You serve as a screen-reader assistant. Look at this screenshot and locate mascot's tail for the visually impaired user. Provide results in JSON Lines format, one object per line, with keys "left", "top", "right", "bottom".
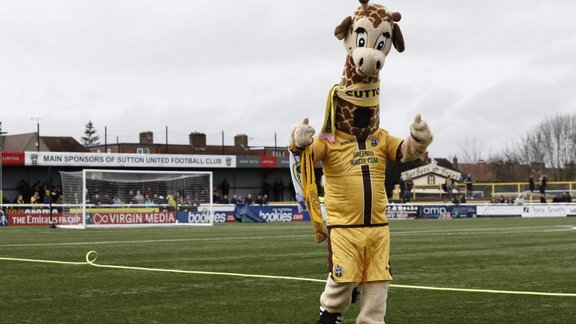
{"left": 289, "top": 147, "right": 328, "bottom": 243}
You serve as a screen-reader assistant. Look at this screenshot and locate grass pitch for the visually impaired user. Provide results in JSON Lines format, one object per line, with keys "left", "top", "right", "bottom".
{"left": 1, "top": 217, "right": 576, "bottom": 323}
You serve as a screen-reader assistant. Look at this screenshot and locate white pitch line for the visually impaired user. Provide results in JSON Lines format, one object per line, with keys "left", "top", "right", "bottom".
{"left": 0, "top": 234, "right": 312, "bottom": 248}
{"left": 1, "top": 252, "right": 576, "bottom": 298}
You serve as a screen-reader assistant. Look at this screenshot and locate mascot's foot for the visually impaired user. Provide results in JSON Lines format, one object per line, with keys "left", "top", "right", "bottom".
{"left": 316, "top": 306, "right": 342, "bottom": 324}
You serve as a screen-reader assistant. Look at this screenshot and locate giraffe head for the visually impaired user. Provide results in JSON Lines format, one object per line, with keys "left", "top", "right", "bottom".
{"left": 335, "top": 0, "right": 404, "bottom": 77}
{"left": 329, "top": 0, "right": 405, "bottom": 138}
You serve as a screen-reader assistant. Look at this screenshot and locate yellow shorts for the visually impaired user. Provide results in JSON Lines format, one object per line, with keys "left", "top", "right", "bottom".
{"left": 328, "top": 225, "right": 392, "bottom": 283}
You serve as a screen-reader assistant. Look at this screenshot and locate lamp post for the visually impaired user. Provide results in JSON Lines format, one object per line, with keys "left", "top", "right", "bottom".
{"left": 30, "top": 117, "right": 41, "bottom": 152}
{"left": 0, "top": 122, "right": 7, "bottom": 205}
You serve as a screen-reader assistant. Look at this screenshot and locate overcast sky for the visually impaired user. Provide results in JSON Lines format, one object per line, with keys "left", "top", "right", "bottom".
{"left": 1, "top": 0, "right": 575, "bottom": 159}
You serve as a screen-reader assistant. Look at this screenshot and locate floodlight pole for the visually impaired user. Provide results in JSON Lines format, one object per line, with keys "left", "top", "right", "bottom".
{"left": 0, "top": 122, "right": 6, "bottom": 205}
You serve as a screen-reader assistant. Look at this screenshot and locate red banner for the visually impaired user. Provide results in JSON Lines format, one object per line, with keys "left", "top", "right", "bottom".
{"left": 2, "top": 152, "right": 25, "bottom": 166}
{"left": 89, "top": 211, "right": 177, "bottom": 225}
{"left": 259, "top": 155, "right": 278, "bottom": 168}
{"left": 7, "top": 211, "right": 81, "bottom": 226}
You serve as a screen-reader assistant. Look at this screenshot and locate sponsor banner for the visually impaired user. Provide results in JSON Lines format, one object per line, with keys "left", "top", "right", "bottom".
{"left": 25, "top": 152, "right": 236, "bottom": 168}
{"left": 449, "top": 205, "right": 477, "bottom": 218}
{"left": 5, "top": 208, "right": 81, "bottom": 226}
{"left": 386, "top": 205, "right": 418, "bottom": 219}
{"left": 180, "top": 205, "right": 235, "bottom": 224}
{"left": 259, "top": 156, "right": 278, "bottom": 168}
{"left": 3, "top": 204, "right": 312, "bottom": 226}
{"left": 2, "top": 152, "right": 25, "bottom": 166}
{"left": 88, "top": 211, "right": 177, "bottom": 225}
{"left": 402, "top": 164, "right": 462, "bottom": 181}
{"left": 236, "top": 156, "right": 261, "bottom": 168}
{"left": 278, "top": 156, "right": 290, "bottom": 168}
{"left": 566, "top": 204, "right": 576, "bottom": 216}
{"left": 521, "top": 205, "right": 568, "bottom": 218}
{"left": 477, "top": 205, "right": 525, "bottom": 217}
{"left": 177, "top": 205, "right": 311, "bottom": 223}
{"left": 418, "top": 205, "right": 450, "bottom": 218}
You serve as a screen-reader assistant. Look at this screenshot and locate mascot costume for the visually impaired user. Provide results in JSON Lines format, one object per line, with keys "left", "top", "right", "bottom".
{"left": 288, "top": 1, "right": 433, "bottom": 323}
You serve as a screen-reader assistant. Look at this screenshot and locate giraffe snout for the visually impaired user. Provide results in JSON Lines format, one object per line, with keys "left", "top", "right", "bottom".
{"left": 352, "top": 48, "right": 385, "bottom": 76}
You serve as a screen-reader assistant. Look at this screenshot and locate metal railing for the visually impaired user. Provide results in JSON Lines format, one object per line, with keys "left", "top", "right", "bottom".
{"left": 395, "top": 181, "right": 576, "bottom": 203}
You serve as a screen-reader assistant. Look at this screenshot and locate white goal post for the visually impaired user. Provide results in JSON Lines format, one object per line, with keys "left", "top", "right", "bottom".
{"left": 59, "top": 169, "right": 213, "bottom": 228}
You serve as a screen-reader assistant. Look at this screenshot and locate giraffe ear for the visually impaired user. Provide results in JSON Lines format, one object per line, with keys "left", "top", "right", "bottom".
{"left": 392, "top": 23, "right": 405, "bottom": 52}
{"left": 334, "top": 16, "right": 352, "bottom": 40}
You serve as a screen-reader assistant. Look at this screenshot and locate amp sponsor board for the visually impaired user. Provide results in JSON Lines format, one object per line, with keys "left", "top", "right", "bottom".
{"left": 418, "top": 205, "right": 476, "bottom": 218}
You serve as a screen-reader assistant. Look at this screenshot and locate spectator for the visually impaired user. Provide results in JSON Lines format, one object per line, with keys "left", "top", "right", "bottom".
{"left": 403, "top": 177, "right": 414, "bottom": 203}
{"left": 273, "top": 178, "right": 284, "bottom": 201}
{"left": 133, "top": 190, "right": 145, "bottom": 204}
{"left": 464, "top": 174, "right": 474, "bottom": 199}
{"left": 443, "top": 178, "right": 454, "bottom": 202}
{"left": 30, "top": 191, "right": 40, "bottom": 205}
{"left": 540, "top": 194, "right": 547, "bottom": 203}
{"left": 515, "top": 194, "right": 525, "bottom": 205}
{"left": 539, "top": 175, "right": 547, "bottom": 195}
{"left": 245, "top": 193, "right": 254, "bottom": 205}
{"left": 221, "top": 194, "right": 230, "bottom": 204}
{"left": 261, "top": 179, "right": 271, "bottom": 199}
{"left": 112, "top": 196, "right": 123, "bottom": 205}
{"left": 219, "top": 178, "right": 230, "bottom": 199}
{"left": 399, "top": 178, "right": 406, "bottom": 202}
{"left": 528, "top": 176, "right": 535, "bottom": 193}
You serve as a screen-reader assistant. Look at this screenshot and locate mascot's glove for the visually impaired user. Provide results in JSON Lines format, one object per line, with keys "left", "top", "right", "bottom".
{"left": 288, "top": 118, "right": 315, "bottom": 153}
{"left": 401, "top": 114, "right": 433, "bottom": 162}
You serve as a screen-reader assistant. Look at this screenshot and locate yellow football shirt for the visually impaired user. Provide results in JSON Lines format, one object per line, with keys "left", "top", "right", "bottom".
{"left": 311, "top": 129, "right": 402, "bottom": 226}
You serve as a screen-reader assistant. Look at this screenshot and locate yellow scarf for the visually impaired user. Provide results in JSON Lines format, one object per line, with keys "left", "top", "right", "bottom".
{"left": 320, "top": 82, "right": 380, "bottom": 142}
{"left": 301, "top": 146, "right": 327, "bottom": 243}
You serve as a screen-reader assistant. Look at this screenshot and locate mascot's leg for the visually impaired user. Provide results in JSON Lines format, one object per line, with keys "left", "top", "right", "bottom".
{"left": 356, "top": 281, "right": 390, "bottom": 324}
{"left": 317, "top": 276, "right": 356, "bottom": 324}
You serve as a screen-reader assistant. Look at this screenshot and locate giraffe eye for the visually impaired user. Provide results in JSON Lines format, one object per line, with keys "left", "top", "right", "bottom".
{"left": 355, "top": 28, "right": 367, "bottom": 48}
{"left": 375, "top": 32, "right": 390, "bottom": 51}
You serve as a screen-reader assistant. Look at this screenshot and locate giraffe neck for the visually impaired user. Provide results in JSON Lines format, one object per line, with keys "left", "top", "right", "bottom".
{"left": 335, "top": 56, "right": 381, "bottom": 138}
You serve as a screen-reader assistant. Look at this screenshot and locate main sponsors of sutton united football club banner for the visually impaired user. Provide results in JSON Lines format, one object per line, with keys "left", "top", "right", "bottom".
{"left": 24, "top": 152, "right": 236, "bottom": 168}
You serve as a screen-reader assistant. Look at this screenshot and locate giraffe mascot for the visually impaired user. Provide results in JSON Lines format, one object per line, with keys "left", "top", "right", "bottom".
{"left": 288, "top": 1, "right": 433, "bottom": 323}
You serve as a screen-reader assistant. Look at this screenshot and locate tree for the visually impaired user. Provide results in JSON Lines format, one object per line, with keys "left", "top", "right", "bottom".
{"left": 494, "top": 113, "right": 576, "bottom": 181}
{"left": 456, "top": 137, "right": 486, "bottom": 180}
{"left": 81, "top": 120, "right": 101, "bottom": 147}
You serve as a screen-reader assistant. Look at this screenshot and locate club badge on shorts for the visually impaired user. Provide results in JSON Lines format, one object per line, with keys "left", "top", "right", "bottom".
{"left": 334, "top": 265, "right": 344, "bottom": 277}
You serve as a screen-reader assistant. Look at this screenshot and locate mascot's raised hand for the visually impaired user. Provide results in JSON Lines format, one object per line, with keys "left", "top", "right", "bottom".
{"left": 289, "top": 118, "right": 315, "bottom": 151}
{"left": 401, "top": 114, "right": 433, "bottom": 162}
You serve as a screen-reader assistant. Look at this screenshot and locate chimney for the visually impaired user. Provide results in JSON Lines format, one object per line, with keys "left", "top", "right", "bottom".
{"left": 139, "top": 131, "right": 153, "bottom": 144}
{"left": 452, "top": 155, "right": 459, "bottom": 169}
{"left": 189, "top": 132, "right": 206, "bottom": 150}
{"left": 234, "top": 134, "right": 248, "bottom": 149}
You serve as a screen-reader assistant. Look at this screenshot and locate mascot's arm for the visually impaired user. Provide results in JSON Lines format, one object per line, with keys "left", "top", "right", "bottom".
{"left": 289, "top": 118, "right": 316, "bottom": 153}
{"left": 400, "top": 114, "right": 433, "bottom": 162}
